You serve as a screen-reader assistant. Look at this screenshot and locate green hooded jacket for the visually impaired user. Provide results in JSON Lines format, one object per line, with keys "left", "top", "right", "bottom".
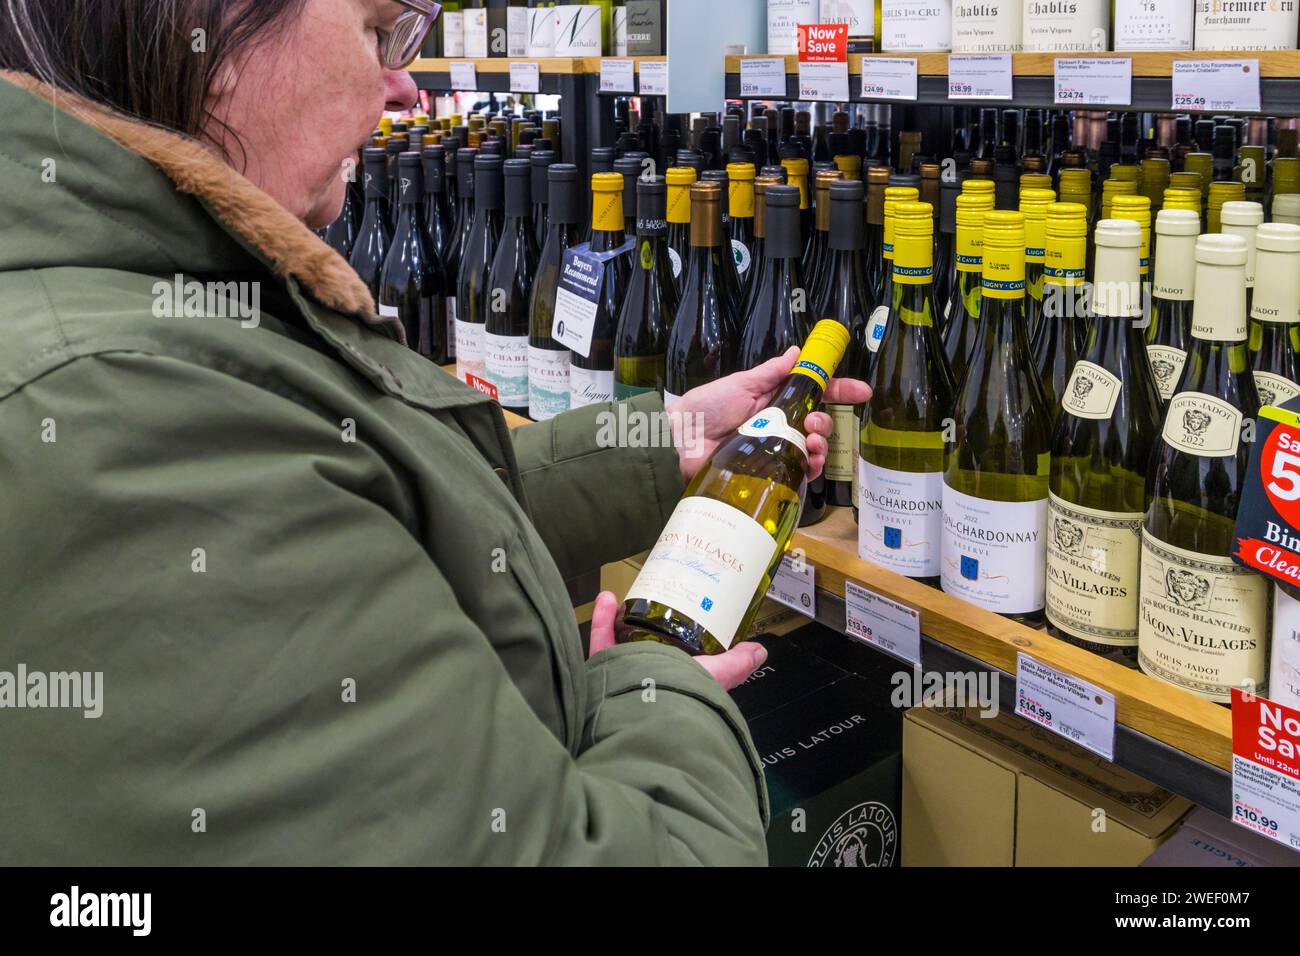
{"left": 0, "top": 73, "right": 768, "bottom": 865}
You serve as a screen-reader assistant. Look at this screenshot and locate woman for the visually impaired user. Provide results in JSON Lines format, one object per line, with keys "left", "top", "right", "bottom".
{"left": 0, "top": 1, "right": 868, "bottom": 864}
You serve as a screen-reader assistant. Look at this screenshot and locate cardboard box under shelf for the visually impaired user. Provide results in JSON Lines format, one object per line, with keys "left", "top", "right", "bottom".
{"left": 1142, "top": 807, "right": 1300, "bottom": 867}
{"left": 904, "top": 706, "right": 1191, "bottom": 867}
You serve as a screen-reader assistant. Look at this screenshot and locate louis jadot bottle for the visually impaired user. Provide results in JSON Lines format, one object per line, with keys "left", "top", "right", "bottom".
{"left": 1248, "top": 222, "right": 1300, "bottom": 408}
{"left": 618, "top": 321, "right": 852, "bottom": 655}
{"left": 1145, "top": 208, "right": 1200, "bottom": 407}
{"left": 941, "top": 210, "right": 1053, "bottom": 624}
{"left": 859, "top": 201, "right": 956, "bottom": 584}
{"left": 1221, "top": 200, "right": 1264, "bottom": 317}
{"left": 1139, "top": 234, "right": 1269, "bottom": 704}
{"left": 1047, "top": 219, "right": 1162, "bottom": 663}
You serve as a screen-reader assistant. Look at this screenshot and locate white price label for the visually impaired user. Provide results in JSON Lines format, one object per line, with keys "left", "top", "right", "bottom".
{"left": 861, "top": 57, "right": 918, "bottom": 101}
{"left": 844, "top": 581, "right": 921, "bottom": 666}
{"left": 509, "top": 61, "right": 540, "bottom": 94}
{"left": 739, "top": 57, "right": 788, "bottom": 98}
{"left": 948, "top": 54, "right": 1014, "bottom": 101}
{"left": 1172, "top": 59, "right": 1260, "bottom": 114}
{"left": 449, "top": 61, "right": 478, "bottom": 92}
{"left": 639, "top": 60, "right": 668, "bottom": 95}
{"left": 1015, "top": 653, "right": 1117, "bottom": 761}
{"left": 797, "top": 61, "right": 850, "bottom": 103}
{"left": 599, "top": 58, "right": 636, "bottom": 93}
{"left": 1054, "top": 57, "right": 1132, "bottom": 107}
{"left": 766, "top": 554, "right": 816, "bottom": 618}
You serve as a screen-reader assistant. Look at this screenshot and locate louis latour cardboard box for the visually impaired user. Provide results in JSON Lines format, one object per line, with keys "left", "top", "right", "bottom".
{"left": 733, "top": 627, "right": 905, "bottom": 868}
{"left": 903, "top": 706, "right": 1191, "bottom": 867}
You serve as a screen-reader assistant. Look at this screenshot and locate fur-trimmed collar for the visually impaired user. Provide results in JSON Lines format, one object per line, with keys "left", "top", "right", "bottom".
{"left": 1, "top": 70, "right": 401, "bottom": 341}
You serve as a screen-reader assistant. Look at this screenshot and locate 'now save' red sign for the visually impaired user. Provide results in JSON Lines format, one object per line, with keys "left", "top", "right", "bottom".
{"left": 797, "top": 23, "right": 847, "bottom": 64}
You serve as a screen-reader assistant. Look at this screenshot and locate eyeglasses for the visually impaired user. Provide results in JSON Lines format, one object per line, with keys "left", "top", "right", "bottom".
{"left": 381, "top": 0, "right": 442, "bottom": 70}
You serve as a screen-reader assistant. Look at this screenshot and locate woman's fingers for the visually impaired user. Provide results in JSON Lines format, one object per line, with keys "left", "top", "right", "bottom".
{"left": 824, "top": 378, "right": 871, "bottom": 406}
{"left": 696, "top": 641, "right": 769, "bottom": 689}
{"left": 587, "top": 591, "right": 619, "bottom": 659}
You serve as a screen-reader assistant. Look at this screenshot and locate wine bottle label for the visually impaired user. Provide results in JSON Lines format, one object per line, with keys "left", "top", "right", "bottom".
{"left": 485, "top": 332, "right": 529, "bottom": 408}
{"left": 859, "top": 459, "right": 944, "bottom": 577}
{"left": 456, "top": 319, "right": 485, "bottom": 383}
{"left": 767, "top": 0, "right": 820, "bottom": 55}
{"left": 1161, "top": 392, "right": 1243, "bottom": 458}
{"left": 1061, "top": 361, "right": 1122, "bottom": 421}
{"left": 1271, "top": 587, "right": 1300, "bottom": 709}
{"left": 1254, "top": 370, "right": 1300, "bottom": 409}
{"left": 820, "top": 0, "right": 877, "bottom": 35}
{"left": 508, "top": 7, "right": 530, "bottom": 56}
{"left": 528, "top": 346, "right": 571, "bottom": 420}
{"left": 952, "top": 1, "right": 1023, "bottom": 53}
{"left": 732, "top": 239, "right": 753, "bottom": 276}
{"left": 1114, "top": 0, "right": 1193, "bottom": 51}
{"left": 1138, "top": 530, "right": 1270, "bottom": 703}
{"left": 528, "top": 8, "right": 556, "bottom": 57}
{"left": 940, "top": 483, "right": 1048, "bottom": 614}
{"left": 614, "top": 6, "right": 629, "bottom": 55}
{"left": 668, "top": 247, "right": 682, "bottom": 279}
{"left": 626, "top": 496, "right": 780, "bottom": 650}
{"left": 1145, "top": 344, "right": 1187, "bottom": 402}
{"left": 1045, "top": 493, "right": 1143, "bottom": 646}
{"left": 1022, "top": 0, "right": 1109, "bottom": 52}
{"left": 882, "top": 0, "right": 953, "bottom": 51}
{"left": 664, "top": 391, "right": 682, "bottom": 410}
{"left": 464, "top": 9, "right": 490, "bottom": 58}
{"left": 552, "top": 5, "right": 604, "bottom": 56}
{"left": 379, "top": 304, "right": 399, "bottom": 319}
{"left": 825, "top": 405, "right": 859, "bottom": 481}
{"left": 865, "top": 305, "right": 890, "bottom": 353}
{"left": 442, "top": 11, "right": 466, "bottom": 57}
{"left": 1195, "top": 3, "right": 1300, "bottom": 52}
{"left": 739, "top": 406, "right": 807, "bottom": 458}
{"left": 446, "top": 300, "right": 457, "bottom": 359}
{"left": 569, "top": 365, "right": 614, "bottom": 408}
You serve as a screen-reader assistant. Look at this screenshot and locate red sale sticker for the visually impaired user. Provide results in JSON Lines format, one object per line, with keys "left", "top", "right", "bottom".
{"left": 1230, "top": 689, "right": 1300, "bottom": 852}
{"left": 465, "top": 373, "right": 499, "bottom": 401}
{"left": 797, "top": 23, "right": 847, "bottom": 64}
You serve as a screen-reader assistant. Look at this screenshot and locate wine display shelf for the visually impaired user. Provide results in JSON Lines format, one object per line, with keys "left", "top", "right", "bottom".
{"left": 410, "top": 56, "right": 667, "bottom": 92}
{"left": 724, "top": 51, "right": 1300, "bottom": 113}
{"left": 790, "top": 507, "right": 1232, "bottom": 813}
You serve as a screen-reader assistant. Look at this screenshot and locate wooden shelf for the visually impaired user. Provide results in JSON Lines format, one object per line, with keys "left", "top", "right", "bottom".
{"left": 792, "top": 508, "right": 1231, "bottom": 770}
{"left": 410, "top": 55, "right": 667, "bottom": 76}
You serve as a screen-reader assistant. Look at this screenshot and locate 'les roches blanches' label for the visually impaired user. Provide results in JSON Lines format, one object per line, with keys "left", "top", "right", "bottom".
{"left": 1161, "top": 392, "right": 1243, "bottom": 457}
{"left": 941, "top": 483, "right": 1048, "bottom": 614}
{"left": 528, "top": 346, "right": 570, "bottom": 421}
{"left": 859, "top": 460, "right": 943, "bottom": 577}
{"left": 1146, "top": 344, "right": 1187, "bottom": 402}
{"left": 1138, "top": 530, "right": 1269, "bottom": 703}
{"left": 1060, "top": 360, "right": 1121, "bottom": 420}
{"left": 626, "top": 496, "right": 780, "bottom": 650}
{"left": 1045, "top": 493, "right": 1142, "bottom": 646}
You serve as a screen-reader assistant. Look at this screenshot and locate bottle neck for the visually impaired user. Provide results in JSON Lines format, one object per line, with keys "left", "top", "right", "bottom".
{"left": 591, "top": 225, "right": 625, "bottom": 253}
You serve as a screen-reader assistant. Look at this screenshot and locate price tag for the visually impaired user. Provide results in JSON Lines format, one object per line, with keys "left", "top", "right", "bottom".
{"left": 739, "top": 57, "right": 788, "bottom": 98}
{"left": 1172, "top": 59, "right": 1260, "bottom": 113}
{"left": 766, "top": 553, "right": 816, "bottom": 618}
{"left": 449, "top": 61, "right": 478, "bottom": 92}
{"left": 599, "top": 58, "right": 636, "bottom": 93}
{"left": 844, "top": 580, "right": 921, "bottom": 666}
{"left": 1054, "top": 57, "right": 1132, "bottom": 106}
{"left": 798, "top": 62, "right": 851, "bottom": 102}
{"left": 1230, "top": 689, "right": 1300, "bottom": 852}
{"left": 509, "top": 61, "right": 540, "bottom": 94}
{"left": 948, "top": 54, "right": 1014, "bottom": 101}
{"left": 861, "top": 57, "right": 918, "bottom": 101}
{"left": 1015, "top": 653, "right": 1117, "bottom": 761}
{"left": 639, "top": 60, "right": 668, "bottom": 95}
{"left": 797, "top": 22, "right": 849, "bottom": 102}
{"left": 551, "top": 241, "right": 634, "bottom": 357}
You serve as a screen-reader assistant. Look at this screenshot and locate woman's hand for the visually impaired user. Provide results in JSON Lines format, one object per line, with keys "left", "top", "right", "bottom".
{"left": 587, "top": 592, "right": 768, "bottom": 690}
{"left": 670, "top": 348, "right": 872, "bottom": 484}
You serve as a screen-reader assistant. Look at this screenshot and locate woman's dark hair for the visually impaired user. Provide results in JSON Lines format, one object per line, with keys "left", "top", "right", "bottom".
{"left": 0, "top": 0, "right": 307, "bottom": 160}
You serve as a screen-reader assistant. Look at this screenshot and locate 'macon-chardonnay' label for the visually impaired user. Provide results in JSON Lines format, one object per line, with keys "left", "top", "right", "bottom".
{"left": 1161, "top": 392, "right": 1243, "bottom": 458}
{"left": 626, "top": 497, "right": 779, "bottom": 650}
{"left": 940, "top": 484, "right": 1047, "bottom": 614}
{"left": 1045, "top": 493, "right": 1142, "bottom": 646}
{"left": 859, "top": 459, "right": 943, "bottom": 577}
{"left": 1138, "top": 530, "right": 1270, "bottom": 703}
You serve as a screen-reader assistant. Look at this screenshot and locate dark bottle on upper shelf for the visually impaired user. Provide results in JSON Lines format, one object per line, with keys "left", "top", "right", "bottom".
{"left": 349, "top": 147, "right": 393, "bottom": 302}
